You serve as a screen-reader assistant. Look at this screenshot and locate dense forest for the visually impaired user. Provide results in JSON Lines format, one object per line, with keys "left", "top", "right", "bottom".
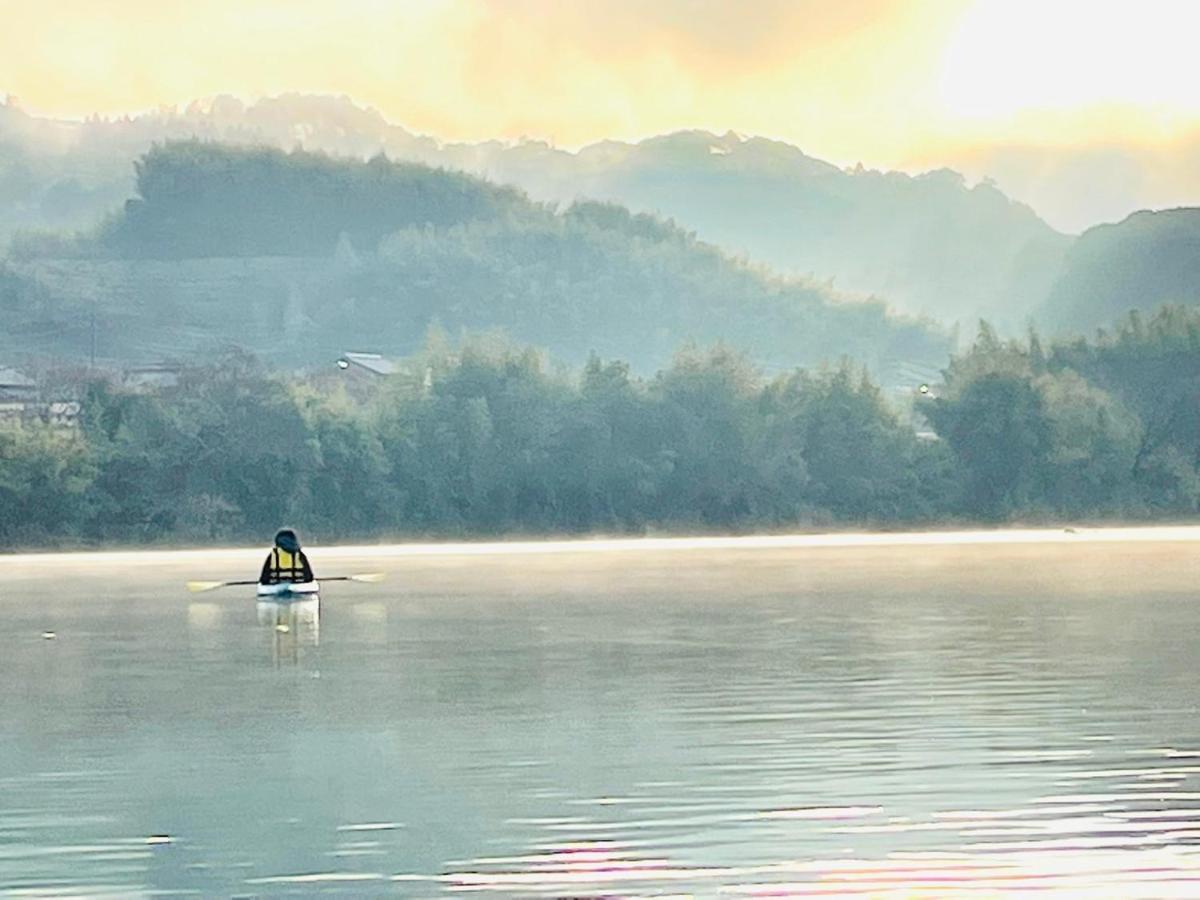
{"left": 3, "top": 142, "right": 946, "bottom": 374}
{"left": 9, "top": 141, "right": 528, "bottom": 259}
{"left": 3, "top": 308, "right": 1198, "bottom": 549}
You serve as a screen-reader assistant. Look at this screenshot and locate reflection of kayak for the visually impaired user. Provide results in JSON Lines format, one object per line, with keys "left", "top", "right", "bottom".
{"left": 256, "top": 581, "right": 320, "bottom": 600}
{"left": 257, "top": 596, "right": 320, "bottom": 632}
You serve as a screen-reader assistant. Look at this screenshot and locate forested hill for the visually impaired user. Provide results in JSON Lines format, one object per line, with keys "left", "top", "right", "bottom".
{"left": 3, "top": 143, "right": 948, "bottom": 376}
{"left": 1039, "top": 209, "right": 1200, "bottom": 333}
{"left": 1, "top": 95, "right": 1068, "bottom": 326}
{"left": 98, "top": 142, "right": 527, "bottom": 258}
{"left": 473, "top": 130, "right": 1071, "bottom": 327}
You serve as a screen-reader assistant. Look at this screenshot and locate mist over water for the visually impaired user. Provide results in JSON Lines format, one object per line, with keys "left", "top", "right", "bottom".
{"left": 3, "top": 529, "right": 1200, "bottom": 895}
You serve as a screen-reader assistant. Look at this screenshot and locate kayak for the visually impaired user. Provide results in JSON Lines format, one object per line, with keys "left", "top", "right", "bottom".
{"left": 256, "top": 581, "right": 320, "bottom": 600}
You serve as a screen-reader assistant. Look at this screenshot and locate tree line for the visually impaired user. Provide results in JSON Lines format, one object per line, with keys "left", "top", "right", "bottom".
{"left": 2, "top": 308, "right": 1198, "bottom": 549}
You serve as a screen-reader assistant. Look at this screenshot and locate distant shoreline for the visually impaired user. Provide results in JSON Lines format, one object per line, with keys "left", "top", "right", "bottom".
{"left": 4, "top": 523, "right": 1200, "bottom": 568}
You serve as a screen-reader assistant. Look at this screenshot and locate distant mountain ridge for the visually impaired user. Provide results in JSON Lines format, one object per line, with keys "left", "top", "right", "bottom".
{"left": 2, "top": 143, "right": 948, "bottom": 378}
{"left": 1, "top": 94, "right": 1066, "bottom": 326}
{"left": 468, "top": 129, "right": 1070, "bottom": 326}
{"left": 8, "top": 93, "right": 1200, "bottom": 337}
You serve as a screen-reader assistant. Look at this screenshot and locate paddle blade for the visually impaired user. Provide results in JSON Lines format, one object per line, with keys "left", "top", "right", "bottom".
{"left": 348, "top": 572, "right": 386, "bottom": 583}
{"left": 186, "top": 580, "right": 225, "bottom": 593}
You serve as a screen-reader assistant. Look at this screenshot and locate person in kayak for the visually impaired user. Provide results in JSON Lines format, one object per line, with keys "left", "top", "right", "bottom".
{"left": 259, "top": 529, "right": 315, "bottom": 585}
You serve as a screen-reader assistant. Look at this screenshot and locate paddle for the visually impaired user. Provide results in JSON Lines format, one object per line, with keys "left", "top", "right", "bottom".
{"left": 186, "top": 572, "right": 385, "bottom": 593}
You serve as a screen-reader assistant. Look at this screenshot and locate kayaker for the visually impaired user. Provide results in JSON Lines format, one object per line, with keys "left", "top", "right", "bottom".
{"left": 259, "top": 529, "right": 315, "bottom": 585}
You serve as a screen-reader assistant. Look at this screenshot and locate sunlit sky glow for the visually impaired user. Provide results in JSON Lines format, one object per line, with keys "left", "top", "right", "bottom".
{"left": 5, "top": 0, "right": 1200, "bottom": 226}
{"left": 941, "top": 0, "right": 1200, "bottom": 125}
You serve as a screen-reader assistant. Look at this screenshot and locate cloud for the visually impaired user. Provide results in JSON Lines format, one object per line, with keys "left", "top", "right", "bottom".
{"left": 8, "top": 0, "right": 1200, "bottom": 231}
{"left": 939, "top": 0, "right": 1200, "bottom": 119}
{"left": 1, "top": 0, "right": 962, "bottom": 153}
{"left": 467, "top": 0, "right": 908, "bottom": 74}
{"left": 446, "top": 0, "right": 967, "bottom": 149}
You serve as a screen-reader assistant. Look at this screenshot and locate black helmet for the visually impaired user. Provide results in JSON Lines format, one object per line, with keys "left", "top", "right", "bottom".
{"left": 274, "top": 529, "right": 301, "bottom": 553}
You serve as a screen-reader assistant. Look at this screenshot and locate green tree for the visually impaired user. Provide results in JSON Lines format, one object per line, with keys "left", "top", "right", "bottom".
{"left": 0, "top": 423, "right": 94, "bottom": 546}
{"left": 1036, "top": 370, "right": 1140, "bottom": 516}
{"left": 294, "top": 387, "right": 394, "bottom": 538}
{"left": 651, "top": 345, "right": 763, "bottom": 526}
{"left": 762, "top": 364, "right": 928, "bottom": 521}
{"left": 925, "top": 374, "right": 1050, "bottom": 519}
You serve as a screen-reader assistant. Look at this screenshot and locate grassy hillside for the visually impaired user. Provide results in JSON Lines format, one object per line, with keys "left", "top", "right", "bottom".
{"left": 1040, "top": 209, "right": 1200, "bottom": 333}
{"left": 3, "top": 143, "right": 948, "bottom": 377}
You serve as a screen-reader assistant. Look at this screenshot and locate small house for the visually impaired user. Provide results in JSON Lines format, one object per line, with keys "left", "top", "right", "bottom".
{"left": 336, "top": 352, "right": 400, "bottom": 378}
{"left": 0, "top": 366, "right": 36, "bottom": 402}
{"left": 124, "top": 362, "right": 184, "bottom": 391}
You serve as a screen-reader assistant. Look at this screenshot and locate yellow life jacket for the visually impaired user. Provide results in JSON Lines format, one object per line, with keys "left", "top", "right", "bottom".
{"left": 270, "top": 547, "right": 305, "bottom": 582}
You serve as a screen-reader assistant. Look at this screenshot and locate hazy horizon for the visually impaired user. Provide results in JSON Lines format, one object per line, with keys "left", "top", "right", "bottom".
{"left": 8, "top": 0, "right": 1200, "bottom": 231}
{"left": 7, "top": 87, "right": 1200, "bottom": 235}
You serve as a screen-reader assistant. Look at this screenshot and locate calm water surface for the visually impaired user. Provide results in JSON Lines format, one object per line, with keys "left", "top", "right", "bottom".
{"left": 2, "top": 529, "right": 1200, "bottom": 897}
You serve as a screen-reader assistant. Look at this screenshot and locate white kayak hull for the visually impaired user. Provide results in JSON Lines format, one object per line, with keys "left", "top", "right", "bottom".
{"left": 256, "top": 581, "right": 320, "bottom": 600}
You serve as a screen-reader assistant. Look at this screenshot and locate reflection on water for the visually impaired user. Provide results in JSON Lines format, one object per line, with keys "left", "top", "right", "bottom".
{"left": 256, "top": 598, "right": 321, "bottom": 668}
{"left": 2, "top": 528, "right": 1200, "bottom": 896}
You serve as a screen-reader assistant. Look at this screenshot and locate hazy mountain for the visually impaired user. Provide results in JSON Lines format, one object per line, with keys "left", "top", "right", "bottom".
{"left": 945, "top": 132, "right": 1200, "bottom": 235}
{"left": 1, "top": 94, "right": 1069, "bottom": 326}
{"left": 3, "top": 143, "right": 947, "bottom": 378}
{"left": 465, "top": 129, "right": 1071, "bottom": 327}
{"left": 1040, "top": 208, "right": 1200, "bottom": 333}
{"left": 0, "top": 100, "right": 133, "bottom": 236}
{"left": 0, "top": 94, "right": 444, "bottom": 240}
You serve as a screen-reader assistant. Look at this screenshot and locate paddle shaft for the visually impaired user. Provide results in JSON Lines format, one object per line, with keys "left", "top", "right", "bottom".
{"left": 227, "top": 576, "right": 359, "bottom": 586}
{"left": 187, "top": 572, "right": 383, "bottom": 592}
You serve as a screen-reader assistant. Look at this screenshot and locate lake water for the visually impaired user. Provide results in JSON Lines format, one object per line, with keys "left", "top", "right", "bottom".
{"left": 3, "top": 528, "right": 1200, "bottom": 896}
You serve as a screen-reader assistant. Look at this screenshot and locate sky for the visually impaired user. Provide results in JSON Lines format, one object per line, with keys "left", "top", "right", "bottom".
{"left": 4, "top": 0, "right": 1200, "bottom": 229}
